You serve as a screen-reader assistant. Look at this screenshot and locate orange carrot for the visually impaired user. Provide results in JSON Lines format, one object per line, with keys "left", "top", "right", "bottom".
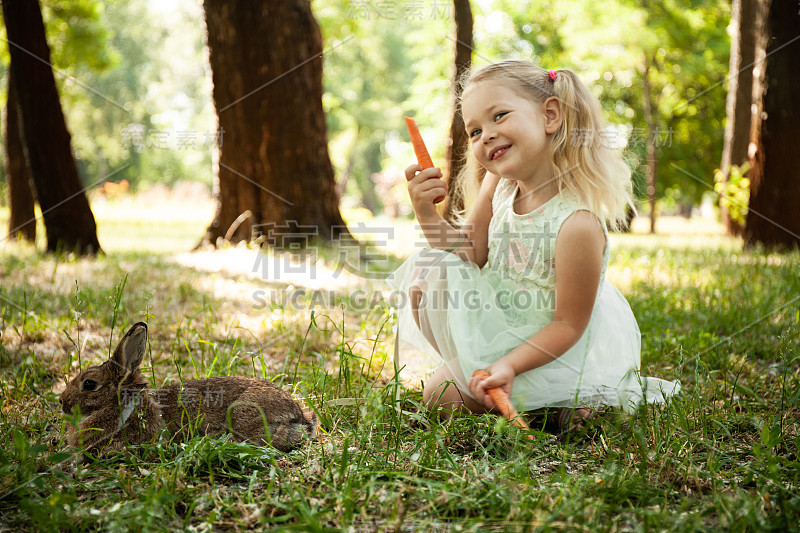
{"left": 472, "top": 369, "right": 532, "bottom": 438}
{"left": 404, "top": 116, "right": 444, "bottom": 203}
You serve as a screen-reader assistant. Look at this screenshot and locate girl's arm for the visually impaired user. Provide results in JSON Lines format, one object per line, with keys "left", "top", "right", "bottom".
{"left": 405, "top": 166, "right": 500, "bottom": 267}
{"left": 469, "top": 210, "right": 606, "bottom": 404}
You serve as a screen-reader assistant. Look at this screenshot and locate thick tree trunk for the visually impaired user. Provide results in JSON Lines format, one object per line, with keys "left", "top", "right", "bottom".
{"left": 1, "top": 0, "right": 101, "bottom": 254}
{"left": 202, "top": 0, "right": 348, "bottom": 246}
{"left": 5, "top": 64, "right": 36, "bottom": 242}
{"left": 641, "top": 52, "right": 658, "bottom": 234}
{"left": 744, "top": 0, "right": 799, "bottom": 248}
{"left": 719, "top": 0, "right": 758, "bottom": 236}
{"left": 441, "top": 0, "right": 473, "bottom": 225}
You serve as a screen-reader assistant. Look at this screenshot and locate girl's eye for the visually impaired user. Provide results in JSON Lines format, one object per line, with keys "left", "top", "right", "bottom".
{"left": 469, "top": 129, "right": 481, "bottom": 139}
{"left": 494, "top": 111, "right": 507, "bottom": 121}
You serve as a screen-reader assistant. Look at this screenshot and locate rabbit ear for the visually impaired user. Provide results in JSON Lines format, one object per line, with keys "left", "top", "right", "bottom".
{"left": 110, "top": 322, "right": 148, "bottom": 375}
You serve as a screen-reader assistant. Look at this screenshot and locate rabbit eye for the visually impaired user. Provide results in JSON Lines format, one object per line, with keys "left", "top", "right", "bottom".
{"left": 82, "top": 379, "right": 99, "bottom": 391}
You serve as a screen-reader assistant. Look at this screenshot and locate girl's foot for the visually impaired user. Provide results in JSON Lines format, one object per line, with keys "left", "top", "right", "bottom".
{"left": 555, "top": 407, "right": 596, "bottom": 434}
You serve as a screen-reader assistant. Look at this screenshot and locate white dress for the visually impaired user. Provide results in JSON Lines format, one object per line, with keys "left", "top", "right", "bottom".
{"left": 388, "top": 179, "right": 680, "bottom": 412}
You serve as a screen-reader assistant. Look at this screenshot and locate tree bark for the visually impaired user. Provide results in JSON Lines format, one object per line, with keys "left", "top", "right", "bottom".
{"left": 1, "top": 0, "right": 101, "bottom": 254}
{"left": 202, "top": 0, "right": 348, "bottom": 246}
{"left": 5, "top": 63, "right": 36, "bottom": 243}
{"left": 745, "top": 0, "right": 799, "bottom": 249}
{"left": 441, "top": 0, "right": 473, "bottom": 225}
{"left": 719, "top": 0, "right": 758, "bottom": 236}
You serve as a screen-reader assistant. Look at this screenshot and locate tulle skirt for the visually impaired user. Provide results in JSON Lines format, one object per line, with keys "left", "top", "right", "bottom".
{"left": 387, "top": 249, "right": 680, "bottom": 412}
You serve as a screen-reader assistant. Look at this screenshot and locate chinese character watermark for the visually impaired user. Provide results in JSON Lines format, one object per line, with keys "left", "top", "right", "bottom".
{"left": 569, "top": 127, "right": 674, "bottom": 149}
{"left": 120, "top": 124, "right": 224, "bottom": 152}
{"left": 347, "top": 0, "right": 451, "bottom": 20}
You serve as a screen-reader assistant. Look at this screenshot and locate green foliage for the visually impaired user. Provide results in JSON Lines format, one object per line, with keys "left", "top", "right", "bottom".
{"left": 0, "top": 0, "right": 112, "bottom": 199}
{"left": 714, "top": 163, "right": 750, "bottom": 227}
{"left": 42, "top": 0, "right": 115, "bottom": 72}
{"left": 1, "top": 0, "right": 732, "bottom": 215}
{"left": 316, "top": 0, "right": 452, "bottom": 213}
{"left": 60, "top": 0, "right": 215, "bottom": 190}
{"left": 0, "top": 429, "right": 75, "bottom": 531}
{"left": 315, "top": 0, "right": 732, "bottom": 213}
{"left": 478, "top": 0, "right": 730, "bottom": 209}
{"left": 0, "top": 0, "right": 214, "bottom": 194}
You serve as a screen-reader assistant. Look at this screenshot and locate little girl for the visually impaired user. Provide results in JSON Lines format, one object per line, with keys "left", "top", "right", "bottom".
{"left": 389, "top": 60, "right": 679, "bottom": 425}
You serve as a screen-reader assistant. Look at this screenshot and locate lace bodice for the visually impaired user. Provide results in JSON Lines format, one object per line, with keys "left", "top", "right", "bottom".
{"left": 485, "top": 179, "right": 609, "bottom": 296}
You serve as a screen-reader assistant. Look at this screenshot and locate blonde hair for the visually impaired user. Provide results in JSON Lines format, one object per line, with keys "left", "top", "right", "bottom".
{"left": 453, "top": 59, "right": 634, "bottom": 230}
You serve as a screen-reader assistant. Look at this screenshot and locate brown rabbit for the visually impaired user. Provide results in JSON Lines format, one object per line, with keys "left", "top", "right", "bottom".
{"left": 60, "top": 322, "right": 317, "bottom": 454}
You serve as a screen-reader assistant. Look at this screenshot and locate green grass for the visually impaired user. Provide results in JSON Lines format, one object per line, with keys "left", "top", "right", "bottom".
{"left": 1, "top": 205, "right": 798, "bottom": 531}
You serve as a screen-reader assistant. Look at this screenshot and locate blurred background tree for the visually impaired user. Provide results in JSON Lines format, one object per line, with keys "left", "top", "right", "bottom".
{"left": 718, "top": 0, "right": 763, "bottom": 237}
{"left": 2, "top": 0, "right": 111, "bottom": 243}
{"left": 315, "top": 0, "right": 731, "bottom": 227}
{"left": 480, "top": 0, "right": 729, "bottom": 231}
{"left": 7, "top": 0, "right": 792, "bottom": 245}
{"left": 0, "top": 0, "right": 215, "bottom": 197}
{"left": 315, "top": 0, "right": 452, "bottom": 217}
{"left": 3, "top": 0, "right": 102, "bottom": 253}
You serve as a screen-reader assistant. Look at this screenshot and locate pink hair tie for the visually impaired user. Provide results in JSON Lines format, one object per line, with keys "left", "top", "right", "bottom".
{"left": 548, "top": 69, "right": 558, "bottom": 81}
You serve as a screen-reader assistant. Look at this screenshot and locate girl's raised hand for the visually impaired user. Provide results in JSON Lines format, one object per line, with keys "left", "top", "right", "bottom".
{"left": 405, "top": 164, "right": 447, "bottom": 221}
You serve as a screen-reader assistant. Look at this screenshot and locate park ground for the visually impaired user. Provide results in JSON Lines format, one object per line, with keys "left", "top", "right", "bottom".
{"left": 0, "top": 190, "right": 798, "bottom": 531}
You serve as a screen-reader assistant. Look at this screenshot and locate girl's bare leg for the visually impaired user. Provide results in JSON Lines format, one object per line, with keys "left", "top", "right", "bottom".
{"left": 409, "top": 284, "right": 442, "bottom": 353}
{"left": 423, "top": 364, "right": 487, "bottom": 417}
{"left": 409, "top": 284, "right": 423, "bottom": 329}
{"left": 410, "top": 285, "right": 487, "bottom": 417}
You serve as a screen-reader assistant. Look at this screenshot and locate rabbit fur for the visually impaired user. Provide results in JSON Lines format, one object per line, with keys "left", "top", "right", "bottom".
{"left": 60, "top": 322, "right": 317, "bottom": 454}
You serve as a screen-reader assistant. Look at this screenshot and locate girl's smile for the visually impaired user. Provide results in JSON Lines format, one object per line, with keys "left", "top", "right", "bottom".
{"left": 489, "top": 145, "right": 511, "bottom": 160}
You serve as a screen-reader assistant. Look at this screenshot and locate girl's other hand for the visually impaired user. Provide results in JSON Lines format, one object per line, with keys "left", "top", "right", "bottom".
{"left": 405, "top": 164, "right": 446, "bottom": 221}
{"left": 468, "top": 360, "right": 516, "bottom": 410}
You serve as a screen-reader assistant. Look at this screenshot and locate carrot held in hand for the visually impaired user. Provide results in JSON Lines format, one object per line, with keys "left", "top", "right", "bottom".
{"left": 472, "top": 369, "right": 533, "bottom": 438}
{"left": 404, "top": 116, "right": 445, "bottom": 204}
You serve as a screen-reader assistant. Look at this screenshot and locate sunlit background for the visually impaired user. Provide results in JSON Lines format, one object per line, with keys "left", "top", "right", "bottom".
{"left": 0, "top": 0, "right": 731, "bottom": 254}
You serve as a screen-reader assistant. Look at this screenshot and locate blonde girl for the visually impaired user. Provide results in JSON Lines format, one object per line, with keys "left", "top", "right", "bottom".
{"left": 389, "top": 59, "right": 679, "bottom": 426}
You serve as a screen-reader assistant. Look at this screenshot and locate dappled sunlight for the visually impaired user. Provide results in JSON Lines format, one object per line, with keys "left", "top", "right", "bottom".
{"left": 607, "top": 255, "right": 720, "bottom": 294}
{"left": 173, "top": 246, "right": 362, "bottom": 292}
{"left": 608, "top": 215, "right": 739, "bottom": 293}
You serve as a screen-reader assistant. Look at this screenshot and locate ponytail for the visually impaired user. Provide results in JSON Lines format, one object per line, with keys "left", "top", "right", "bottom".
{"left": 549, "top": 69, "right": 634, "bottom": 230}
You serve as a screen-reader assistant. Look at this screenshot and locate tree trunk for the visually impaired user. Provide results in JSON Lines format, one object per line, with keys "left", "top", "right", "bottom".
{"left": 745, "top": 0, "right": 800, "bottom": 249}
{"left": 1, "top": 0, "right": 101, "bottom": 254}
{"left": 744, "top": 0, "right": 770, "bottom": 205}
{"left": 5, "top": 63, "right": 36, "bottom": 243}
{"left": 641, "top": 52, "right": 658, "bottom": 234}
{"left": 202, "top": 0, "right": 348, "bottom": 246}
{"left": 441, "top": 0, "right": 473, "bottom": 225}
{"left": 719, "top": 0, "right": 759, "bottom": 236}
{"left": 748, "top": 0, "right": 770, "bottom": 152}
